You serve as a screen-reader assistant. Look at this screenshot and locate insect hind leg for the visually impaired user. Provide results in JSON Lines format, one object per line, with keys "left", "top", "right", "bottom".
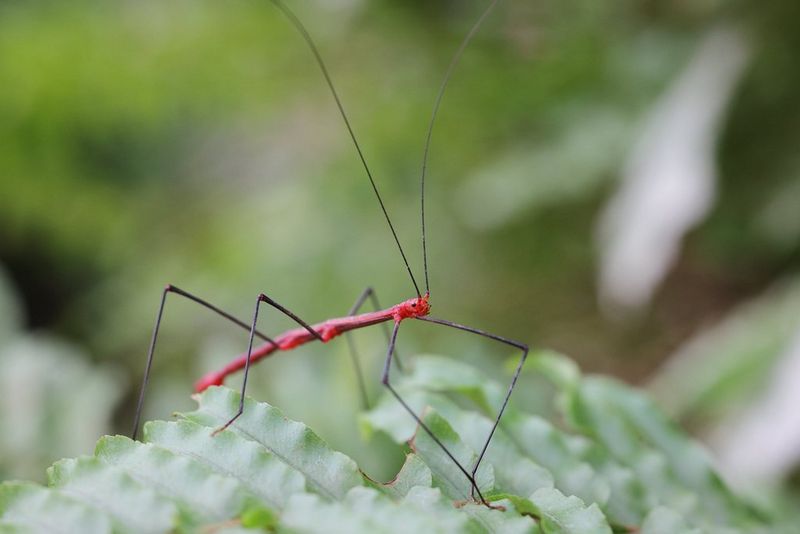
{"left": 132, "top": 284, "right": 276, "bottom": 440}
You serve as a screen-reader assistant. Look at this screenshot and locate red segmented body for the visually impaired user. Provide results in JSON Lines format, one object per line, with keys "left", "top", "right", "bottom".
{"left": 194, "top": 293, "right": 430, "bottom": 392}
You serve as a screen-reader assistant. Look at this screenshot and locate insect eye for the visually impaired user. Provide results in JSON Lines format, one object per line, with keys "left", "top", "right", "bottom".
{"left": 411, "top": 303, "right": 417, "bottom": 307}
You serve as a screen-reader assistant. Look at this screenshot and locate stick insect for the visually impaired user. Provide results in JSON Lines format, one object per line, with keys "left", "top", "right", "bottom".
{"left": 132, "top": 0, "right": 527, "bottom": 507}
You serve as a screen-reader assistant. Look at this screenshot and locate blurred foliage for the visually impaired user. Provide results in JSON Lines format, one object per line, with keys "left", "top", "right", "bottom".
{"left": 0, "top": 266, "right": 121, "bottom": 482}
{"left": 0, "top": 0, "right": 799, "bottom": 506}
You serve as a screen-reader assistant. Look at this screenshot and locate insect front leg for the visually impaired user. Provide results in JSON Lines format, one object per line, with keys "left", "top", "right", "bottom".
{"left": 380, "top": 321, "right": 490, "bottom": 506}
{"left": 132, "top": 285, "right": 276, "bottom": 440}
{"left": 212, "top": 293, "right": 323, "bottom": 435}
{"left": 416, "top": 316, "right": 528, "bottom": 503}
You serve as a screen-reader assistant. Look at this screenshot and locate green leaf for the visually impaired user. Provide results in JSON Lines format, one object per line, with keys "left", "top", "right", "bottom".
{"left": 461, "top": 500, "right": 540, "bottom": 534}
{"left": 527, "top": 488, "right": 612, "bottom": 534}
{"left": 359, "top": 355, "right": 505, "bottom": 443}
{"left": 46, "top": 457, "right": 176, "bottom": 534}
{"left": 142, "top": 419, "right": 304, "bottom": 509}
{"left": 181, "top": 386, "right": 362, "bottom": 500}
{"left": 402, "top": 355, "right": 506, "bottom": 412}
{"left": 380, "top": 454, "right": 433, "bottom": 498}
{"left": 563, "top": 376, "right": 747, "bottom": 525}
{"left": 526, "top": 351, "right": 581, "bottom": 392}
{"left": 447, "top": 410, "right": 554, "bottom": 498}
{"left": 640, "top": 506, "right": 702, "bottom": 534}
{"left": 503, "top": 413, "right": 609, "bottom": 509}
{"left": 281, "top": 486, "right": 476, "bottom": 533}
{"left": 0, "top": 482, "right": 111, "bottom": 534}
{"left": 240, "top": 505, "right": 278, "bottom": 530}
{"left": 94, "top": 435, "right": 255, "bottom": 524}
{"left": 411, "top": 410, "right": 494, "bottom": 502}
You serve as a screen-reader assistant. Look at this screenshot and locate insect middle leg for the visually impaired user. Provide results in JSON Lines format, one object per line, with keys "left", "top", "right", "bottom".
{"left": 212, "top": 292, "right": 324, "bottom": 435}
{"left": 132, "top": 284, "right": 277, "bottom": 440}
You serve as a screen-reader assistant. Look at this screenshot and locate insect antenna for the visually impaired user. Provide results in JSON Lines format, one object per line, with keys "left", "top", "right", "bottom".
{"left": 420, "top": 0, "right": 500, "bottom": 296}
{"left": 271, "top": 0, "right": 421, "bottom": 298}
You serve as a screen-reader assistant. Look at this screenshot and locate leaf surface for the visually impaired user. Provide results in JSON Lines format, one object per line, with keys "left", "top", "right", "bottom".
{"left": 181, "top": 386, "right": 362, "bottom": 500}
{"left": 0, "top": 353, "right": 774, "bottom": 533}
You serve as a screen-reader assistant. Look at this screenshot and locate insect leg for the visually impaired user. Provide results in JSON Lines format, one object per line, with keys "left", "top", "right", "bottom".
{"left": 380, "top": 321, "right": 489, "bottom": 505}
{"left": 213, "top": 293, "right": 323, "bottom": 435}
{"left": 365, "top": 288, "right": 405, "bottom": 373}
{"left": 345, "top": 286, "right": 405, "bottom": 410}
{"left": 132, "top": 284, "right": 276, "bottom": 440}
{"left": 344, "top": 287, "right": 374, "bottom": 410}
{"left": 416, "top": 315, "right": 528, "bottom": 502}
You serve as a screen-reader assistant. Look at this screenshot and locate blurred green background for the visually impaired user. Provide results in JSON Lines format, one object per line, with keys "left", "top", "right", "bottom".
{"left": 1, "top": 0, "right": 799, "bottom": 499}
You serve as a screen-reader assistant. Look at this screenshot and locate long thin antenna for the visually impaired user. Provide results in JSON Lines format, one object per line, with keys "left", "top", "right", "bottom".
{"left": 420, "top": 0, "right": 500, "bottom": 295}
{"left": 271, "top": 0, "right": 421, "bottom": 297}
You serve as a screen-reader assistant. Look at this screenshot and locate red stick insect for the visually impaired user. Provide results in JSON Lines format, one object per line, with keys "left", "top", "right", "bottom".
{"left": 132, "top": 0, "right": 526, "bottom": 507}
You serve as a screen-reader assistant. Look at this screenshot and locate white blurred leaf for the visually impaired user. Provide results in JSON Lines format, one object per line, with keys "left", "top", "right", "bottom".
{"left": 596, "top": 25, "right": 750, "bottom": 315}
{"left": 709, "top": 328, "right": 800, "bottom": 485}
